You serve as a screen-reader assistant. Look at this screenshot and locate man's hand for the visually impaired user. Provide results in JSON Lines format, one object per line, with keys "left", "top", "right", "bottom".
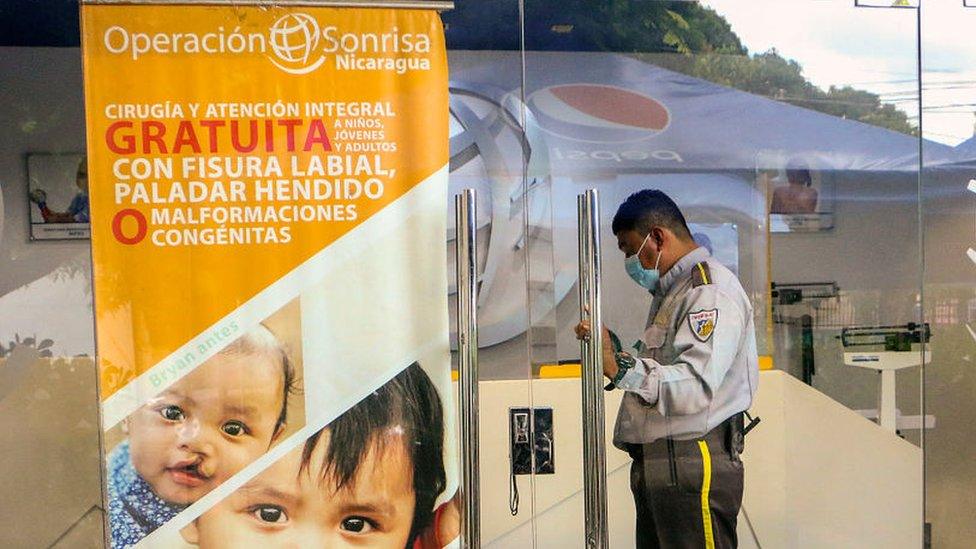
{"left": 574, "top": 319, "right": 619, "bottom": 381}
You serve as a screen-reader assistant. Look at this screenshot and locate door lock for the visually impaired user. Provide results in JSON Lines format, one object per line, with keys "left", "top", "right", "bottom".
{"left": 509, "top": 407, "right": 555, "bottom": 475}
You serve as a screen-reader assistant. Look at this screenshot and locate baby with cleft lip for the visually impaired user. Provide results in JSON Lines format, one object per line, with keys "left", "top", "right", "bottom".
{"left": 106, "top": 325, "right": 297, "bottom": 549}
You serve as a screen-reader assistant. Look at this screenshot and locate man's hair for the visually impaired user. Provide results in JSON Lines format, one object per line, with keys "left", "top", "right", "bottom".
{"left": 223, "top": 324, "right": 298, "bottom": 434}
{"left": 611, "top": 189, "right": 692, "bottom": 240}
{"left": 786, "top": 167, "right": 812, "bottom": 187}
{"left": 301, "top": 362, "right": 445, "bottom": 548}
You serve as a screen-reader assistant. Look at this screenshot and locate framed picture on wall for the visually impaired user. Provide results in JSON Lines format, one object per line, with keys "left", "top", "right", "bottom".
{"left": 760, "top": 153, "right": 835, "bottom": 233}
{"left": 26, "top": 152, "right": 90, "bottom": 240}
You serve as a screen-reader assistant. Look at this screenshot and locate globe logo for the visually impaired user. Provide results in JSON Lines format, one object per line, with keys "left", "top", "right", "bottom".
{"left": 269, "top": 13, "right": 326, "bottom": 74}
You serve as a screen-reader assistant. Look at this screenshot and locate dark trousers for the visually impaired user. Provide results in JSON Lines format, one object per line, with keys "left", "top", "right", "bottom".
{"left": 626, "top": 415, "right": 745, "bottom": 549}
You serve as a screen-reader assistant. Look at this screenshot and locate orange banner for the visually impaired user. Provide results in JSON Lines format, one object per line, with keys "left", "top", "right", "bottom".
{"left": 82, "top": 6, "right": 448, "bottom": 400}
{"left": 83, "top": 5, "right": 456, "bottom": 548}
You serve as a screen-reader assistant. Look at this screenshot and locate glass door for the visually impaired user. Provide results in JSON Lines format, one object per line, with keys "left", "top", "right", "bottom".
{"left": 518, "top": 1, "right": 925, "bottom": 547}
{"left": 444, "top": 2, "right": 546, "bottom": 545}
{"left": 919, "top": 2, "right": 976, "bottom": 547}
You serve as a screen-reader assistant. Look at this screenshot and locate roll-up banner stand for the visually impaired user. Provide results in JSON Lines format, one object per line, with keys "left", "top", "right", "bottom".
{"left": 80, "top": 2, "right": 456, "bottom": 547}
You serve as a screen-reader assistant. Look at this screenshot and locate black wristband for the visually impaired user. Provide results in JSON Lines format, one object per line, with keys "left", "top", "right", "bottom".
{"left": 611, "top": 351, "right": 636, "bottom": 388}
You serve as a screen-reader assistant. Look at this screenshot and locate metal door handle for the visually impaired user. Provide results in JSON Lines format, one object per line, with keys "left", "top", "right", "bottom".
{"left": 455, "top": 189, "right": 480, "bottom": 548}
{"left": 577, "top": 189, "right": 609, "bottom": 549}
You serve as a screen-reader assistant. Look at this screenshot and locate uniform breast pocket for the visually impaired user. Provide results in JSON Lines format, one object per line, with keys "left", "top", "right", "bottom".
{"left": 642, "top": 325, "right": 668, "bottom": 351}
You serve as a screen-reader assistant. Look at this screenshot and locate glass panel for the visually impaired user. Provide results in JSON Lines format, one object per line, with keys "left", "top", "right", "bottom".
{"left": 444, "top": 1, "right": 541, "bottom": 546}
{"left": 1, "top": 2, "right": 949, "bottom": 547}
{"left": 0, "top": 28, "right": 106, "bottom": 548}
{"left": 521, "top": 0, "right": 923, "bottom": 547}
{"left": 920, "top": 2, "right": 976, "bottom": 547}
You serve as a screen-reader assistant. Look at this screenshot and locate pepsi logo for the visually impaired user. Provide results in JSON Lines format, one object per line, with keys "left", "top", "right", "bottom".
{"left": 528, "top": 84, "right": 670, "bottom": 143}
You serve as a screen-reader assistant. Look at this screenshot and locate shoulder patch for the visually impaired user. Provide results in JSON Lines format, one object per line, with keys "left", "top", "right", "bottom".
{"left": 691, "top": 262, "right": 712, "bottom": 287}
{"left": 688, "top": 309, "right": 718, "bottom": 342}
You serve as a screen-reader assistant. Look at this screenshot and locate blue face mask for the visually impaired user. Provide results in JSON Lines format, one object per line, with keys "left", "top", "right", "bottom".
{"left": 624, "top": 234, "right": 662, "bottom": 292}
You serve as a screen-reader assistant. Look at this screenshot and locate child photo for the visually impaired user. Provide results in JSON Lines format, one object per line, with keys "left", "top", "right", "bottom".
{"left": 105, "top": 300, "right": 304, "bottom": 548}
{"left": 766, "top": 157, "right": 835, "bottom": 232}
{"left": 27, "top": 153, "right": 90, "bottom": 240}
{"left": 181, "top": 361, "right": 459, "bottom": 549}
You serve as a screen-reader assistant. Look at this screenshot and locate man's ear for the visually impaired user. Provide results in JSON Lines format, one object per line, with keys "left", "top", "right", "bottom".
{"left": 651, "top": 226, "right": 667, "bottom": 249}
{"left": 180, "top": 521, "right": 200, "bottom": 545}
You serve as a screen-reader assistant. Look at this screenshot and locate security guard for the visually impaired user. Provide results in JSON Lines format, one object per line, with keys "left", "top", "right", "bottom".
{"left": 576, "top": 189, "right": 759, "bottom": 549}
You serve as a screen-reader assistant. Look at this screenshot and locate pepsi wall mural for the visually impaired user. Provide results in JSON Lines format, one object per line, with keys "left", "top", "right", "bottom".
{"left": 445, "top": 50, "right": 936, "bottom": 375}
{"left": 445, "top": 51, "right": 783, "bottom": 376}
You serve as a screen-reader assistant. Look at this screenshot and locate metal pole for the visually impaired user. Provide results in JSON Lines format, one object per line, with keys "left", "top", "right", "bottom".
{"left": 82, "top": 0, "right": 455, "bottom": 9}
{"left": 455, "top": 189, "right": 480, "bottom": 549}
{"left": 578, "top": 189, "right": 608, "bottom": 549}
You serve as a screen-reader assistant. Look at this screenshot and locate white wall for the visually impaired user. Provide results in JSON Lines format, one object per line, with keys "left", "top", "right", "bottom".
{"left": 769, "top": 172, "right": 923, "bottom": 417}
{"left": 0, "top": 47, "right": 94, "bottom": 357}
{"left": 0, "top": 353, "right": 103, "bottom": 548}
{"left": 0, "top": 46, "right": 102, "bottom": 547}
{"left": 743, "top": 371, "right": 922, "bottom": 548}
{"left": 919, "top": 172, "right": 976, "bottom": 548}
{"left": 475, "top": 372, "right": 922, "bottom": 548}
{"left": 473, "top": 378, "right": 634, "bottom": 547}
{"left": 771, "top": 169, "right": 976, "bottom": 548}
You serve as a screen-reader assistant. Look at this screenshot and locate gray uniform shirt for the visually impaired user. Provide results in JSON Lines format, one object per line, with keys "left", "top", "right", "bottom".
{"left": 613, "top": 246, "right": 759, "bottom": 448}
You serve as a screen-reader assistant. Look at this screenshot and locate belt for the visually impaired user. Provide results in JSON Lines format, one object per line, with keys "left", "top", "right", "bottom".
{"left": 624, "top": 412, "right": 744, "bottom": 460}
